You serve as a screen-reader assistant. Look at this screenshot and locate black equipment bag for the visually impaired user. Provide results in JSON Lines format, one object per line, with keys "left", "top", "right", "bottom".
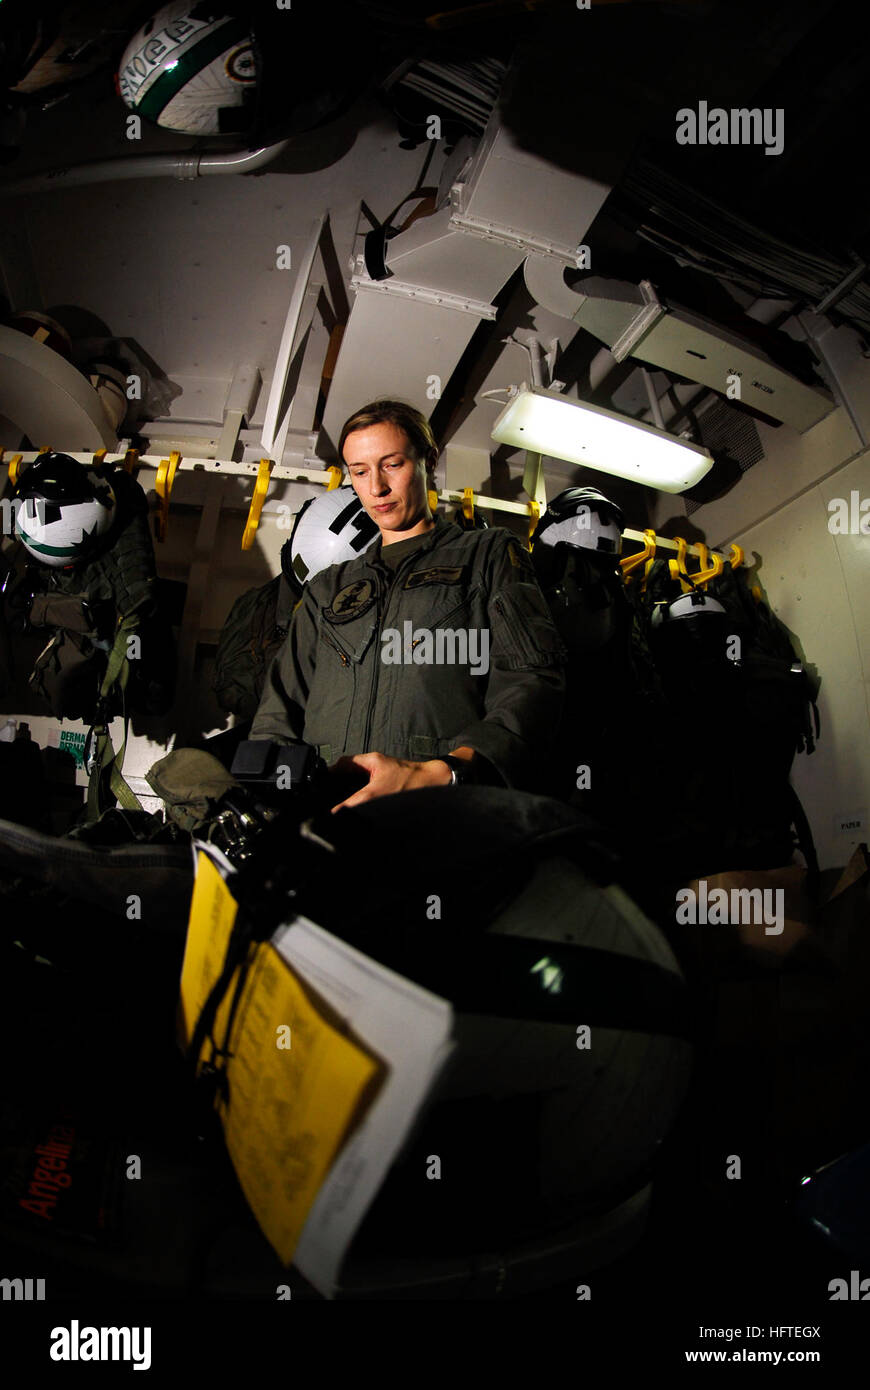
{"left": 212, "top": 572, "right": 296, "bottom": 721}
{"left": 638, "top": 557, "right": 820, "bottom": 884}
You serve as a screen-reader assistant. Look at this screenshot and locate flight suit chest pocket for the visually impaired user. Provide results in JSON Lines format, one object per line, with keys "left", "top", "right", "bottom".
{"left": 319, "top": 575, "right": 380, "bottom": 663}
{"left": 319, "top": 615, "right": 376, "bottom": 665}
{"left": 402, "top": 564, "right": 480, "bottom": 628}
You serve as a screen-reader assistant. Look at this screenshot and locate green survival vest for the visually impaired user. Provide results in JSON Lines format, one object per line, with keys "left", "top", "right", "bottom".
{"left": 16, "top": 467, "right": 175, "bottom": 819}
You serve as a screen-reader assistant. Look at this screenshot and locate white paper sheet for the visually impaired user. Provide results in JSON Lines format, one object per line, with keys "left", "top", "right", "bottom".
{"left": 271, "top": 915, "right": 455, "bottom": 1298}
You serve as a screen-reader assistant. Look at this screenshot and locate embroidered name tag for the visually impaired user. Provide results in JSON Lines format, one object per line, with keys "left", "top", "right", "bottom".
{"left": 404, "top": 565, "right": 467, "bottom": 589}
{"left": 323, "top": 578, "right": 377, "bottom": 624}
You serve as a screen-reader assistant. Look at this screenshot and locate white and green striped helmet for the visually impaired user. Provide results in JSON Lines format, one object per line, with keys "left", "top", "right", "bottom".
{"left": 116, "top": 3, "right": 257, "bottom": 136}
{"left": 14, "top": 454, "right": 116, "bottom": 569}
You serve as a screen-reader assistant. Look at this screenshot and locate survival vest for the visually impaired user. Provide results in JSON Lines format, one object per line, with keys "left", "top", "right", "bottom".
{"left": 212, "top": 571, "right": 297, "bottom": 722}
{"left": 9, "top": 467, "right": 175, "bottom": 818}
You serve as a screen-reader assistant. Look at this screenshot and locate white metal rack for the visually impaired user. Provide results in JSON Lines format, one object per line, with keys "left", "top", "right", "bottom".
{"left": 2, "top": 448, "right": 740, "bottom": 559}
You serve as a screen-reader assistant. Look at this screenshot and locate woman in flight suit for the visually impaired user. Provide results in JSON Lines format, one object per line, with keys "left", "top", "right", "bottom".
{"left": 251, "top": 399, "right": 567, "bottom": 810}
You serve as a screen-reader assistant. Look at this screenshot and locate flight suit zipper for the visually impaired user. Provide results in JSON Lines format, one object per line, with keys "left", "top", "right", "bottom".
{"left": 493, "top": 594, "right": 527, "bottom": 655}
{"left": 321, "top": 626, "right": 349, "bottom": 666}
{"left": 361, "top": 537, "right": 441, "bottom": 751}
{"left": 362, "top": 576, "right": 388, "bottom": 752}
{"left": 492, "top": 595, "right": 512, "bottom": 640}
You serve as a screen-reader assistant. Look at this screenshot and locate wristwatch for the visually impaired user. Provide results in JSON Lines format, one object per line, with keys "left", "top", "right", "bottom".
{"left": 439, "top": 754, "right": 472, "bottom": 787}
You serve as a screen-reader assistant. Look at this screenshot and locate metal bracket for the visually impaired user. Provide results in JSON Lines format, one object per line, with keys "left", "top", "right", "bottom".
{"left": 513, "top": 331, "right": 548, "bottom": 389}
{"left": 544, "top": 337, "right": 561, "bottom": 385}
{"left": 610, "top": 280, "right": 667, "bottom": 362}
{"left": 261, "top": 213, "right": 326, "bottom": 455}
{"left": 449, "top": 210, "right": 585, "bottom": 267}
{"left": 349, "top": 272, "right": 497, "bottom": 320}
{"left": 217, "top": 363, "right": 260, "bottom": 463}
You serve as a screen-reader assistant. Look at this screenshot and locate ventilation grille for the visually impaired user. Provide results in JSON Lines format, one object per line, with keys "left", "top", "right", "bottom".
{"left": 383, "top": 57, "right": 508, "bottom": 144}
{"left": 685, "top": 399, "right": 765, "bottom": 515}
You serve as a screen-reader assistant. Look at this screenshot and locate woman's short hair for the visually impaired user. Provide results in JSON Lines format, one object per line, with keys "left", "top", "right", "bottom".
{"left": 338, "top": 400, "right": 438, "bottom": 476}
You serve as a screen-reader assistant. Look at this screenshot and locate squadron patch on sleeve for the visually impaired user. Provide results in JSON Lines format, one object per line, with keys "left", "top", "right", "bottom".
{"left": 323, "top": 577, "right": 377, "bottom": 624}
{"left": 506, "top": 537, "right": 535, "bottom": 573}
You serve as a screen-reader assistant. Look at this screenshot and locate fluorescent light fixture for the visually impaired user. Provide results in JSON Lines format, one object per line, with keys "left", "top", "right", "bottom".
{"left": 490, "top": 386, "right": 714, "bottom": 494}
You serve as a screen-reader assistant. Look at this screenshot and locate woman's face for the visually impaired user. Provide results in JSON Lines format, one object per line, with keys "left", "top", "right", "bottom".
{"left": 343, "top": 421, "right": 432, "bottom": 540}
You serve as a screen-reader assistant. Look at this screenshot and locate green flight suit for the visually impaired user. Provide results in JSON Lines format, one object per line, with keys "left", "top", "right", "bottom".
{"left": 250, "top": 515, "right": 567, "bottom": 790}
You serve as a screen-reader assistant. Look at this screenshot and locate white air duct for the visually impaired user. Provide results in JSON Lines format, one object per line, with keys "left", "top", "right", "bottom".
{"left": 322, "top": 115, "right": 614, "bottom": 447}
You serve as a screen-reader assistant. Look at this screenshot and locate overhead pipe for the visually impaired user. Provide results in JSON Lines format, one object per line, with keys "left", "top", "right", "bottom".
{"left": 513, "top": 330, "right": 548, "bottom": 390}
{"left": 640, "top": 367, "right": 665, "bottom": 430}
{"left": 3, "top": 140, "right": 291, "bottom": 196}
{"left": 588, "top": 347, "right": 620, "bottom": 393}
